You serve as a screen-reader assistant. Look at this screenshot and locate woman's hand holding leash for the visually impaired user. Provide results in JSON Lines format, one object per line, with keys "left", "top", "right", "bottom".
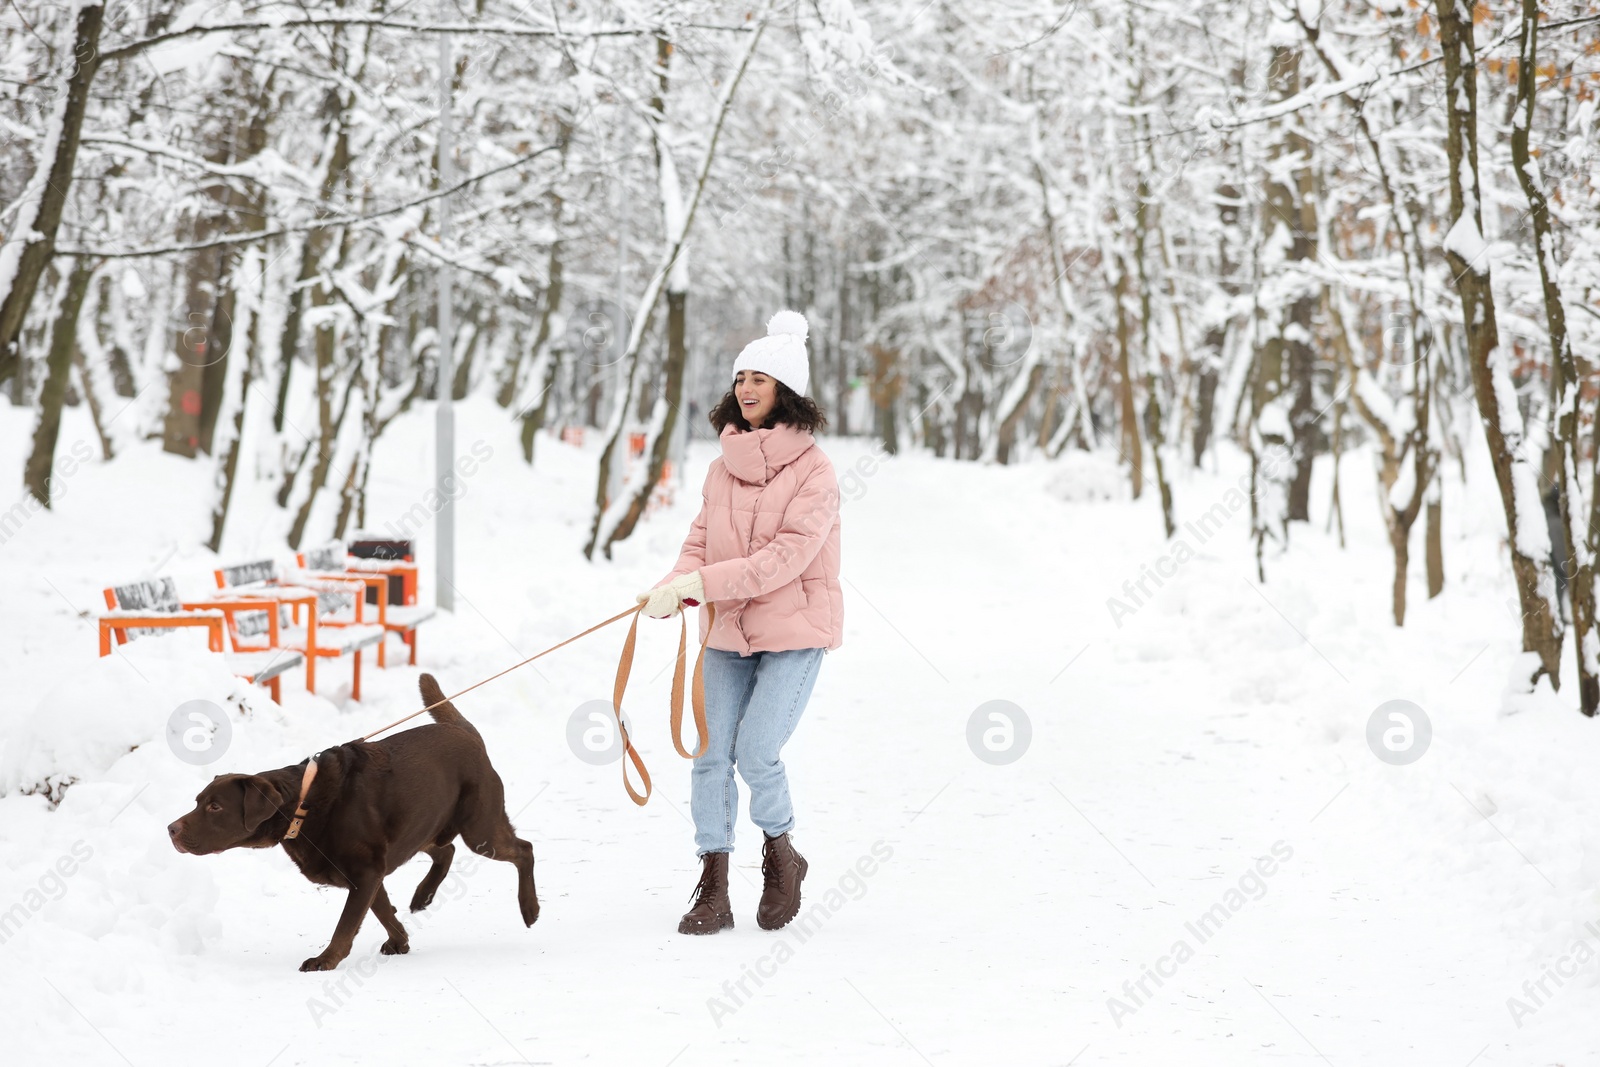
{"left": 637, "top": 571, "right": 705, "bottom": 619}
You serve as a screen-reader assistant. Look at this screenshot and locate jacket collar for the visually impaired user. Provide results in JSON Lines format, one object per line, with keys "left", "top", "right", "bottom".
{"left": 719, "top": 423, "right": 814, "bottom": 486}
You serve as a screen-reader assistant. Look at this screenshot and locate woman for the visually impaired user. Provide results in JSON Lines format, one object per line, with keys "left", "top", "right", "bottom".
{"left": 637, "top": 310, "right": 844, "bottom": 936}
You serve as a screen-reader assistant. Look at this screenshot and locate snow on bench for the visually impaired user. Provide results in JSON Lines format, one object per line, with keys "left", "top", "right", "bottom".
{"left": 212, "top": 556, "right": 386, "bottom": 701}
{"left": 98, "top": 577, "right": 306, "bottom": 703}
{"left": 294, "top": 539, "right": 437, "bottom": 668}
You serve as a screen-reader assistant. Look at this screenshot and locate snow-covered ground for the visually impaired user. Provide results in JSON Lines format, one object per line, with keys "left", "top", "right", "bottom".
{"left": 2, "top": 397, "right": 1597, "bottom": 1066}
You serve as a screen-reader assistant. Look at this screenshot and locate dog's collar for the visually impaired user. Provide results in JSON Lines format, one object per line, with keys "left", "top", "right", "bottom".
{"left": 283, "top": 755, "right": 320, "bottom": 840}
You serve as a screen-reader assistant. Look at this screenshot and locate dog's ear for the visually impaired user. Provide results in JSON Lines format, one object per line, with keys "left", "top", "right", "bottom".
{"left": 239, "top": 776, "right": 287, "bottom": 832}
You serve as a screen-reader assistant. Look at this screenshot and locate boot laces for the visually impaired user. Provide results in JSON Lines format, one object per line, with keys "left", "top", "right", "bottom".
{"left": 688, "top": 858, "right": 717, "bottom": 904}
{"left": 762, "top": 840, "right": 785, "bottom": 892}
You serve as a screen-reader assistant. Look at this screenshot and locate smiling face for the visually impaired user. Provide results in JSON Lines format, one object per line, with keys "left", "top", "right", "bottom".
{"left": 734, "top": 370, "right": 778, "bottom": 428}
{"left": 168, "top": 774, "right": 288, "bottom": 855}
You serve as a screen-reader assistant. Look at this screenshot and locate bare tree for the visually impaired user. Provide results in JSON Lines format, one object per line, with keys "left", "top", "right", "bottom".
{"left": 1509, "top": 0, "right": 1593, "bottom": 711}
{"left": 0, "top": 3, "right": 103, "bottom": 389}
{"left": 1435, "top": 0, "right": 1561, "bottom": 685}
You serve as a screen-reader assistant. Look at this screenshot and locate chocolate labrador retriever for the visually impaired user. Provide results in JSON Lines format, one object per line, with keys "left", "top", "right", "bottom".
{"left": 167, "top": 674, "right": 538, "bottom": 970}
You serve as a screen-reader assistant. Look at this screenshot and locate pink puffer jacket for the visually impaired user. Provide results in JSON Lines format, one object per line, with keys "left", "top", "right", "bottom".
{"left": 657, "top": 422, "right": 843, "bottom": 655}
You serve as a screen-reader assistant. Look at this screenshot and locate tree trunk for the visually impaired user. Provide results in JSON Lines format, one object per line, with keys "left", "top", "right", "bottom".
{"left": 0, "top": 3, "right": 103, "bottom": 389}
{"left": 1114, "top": 268, "right": 1142, "bottom": 497}
{"left": 869, "top": 343, "right": 903, "bottom": 457}
{"left": 72, "top": 342, "right": 114, "bottom": 462}
{"left": 1325, "top": 370, "right": 1346, "bottom": 547}
{"left": 1032, "top": 152, "right": 1096, "bottom": 450}
{"left": 514, "top": 240, "right": 566, "bottom": 465}
{"left": 285, "top": 280, "right": 345, "bottom": 550}
{"left": 346, "top": 253, "right": 425, "bottom": 534}
{"left": 1262, "top": 43, "right": 1318, "bottom": 527}
{"left": 1331, "top": 288, "right": 1425, "bottom": 625}
{"left": 449, "top": 307, "right": 482, "bottom": 401}
{"left": 72, "top": 268, "right": 122, "bottom": 459}
{"left": 162, "top": 240, "right": 221, "bottom": 458}
{"left": 835, "top": 276, "right": 852, "bottom": 437}
{"left": 1196, "top": 176, "right": 1241, "bottom": 468}
{"left": 921, "top": 376, "right": 947, "bottom": 458}
{"left": 1035, "top": 358, "right": 1063, "bottom": 450}
{"left": 1250, "top": 327, "right": 1290, "bottom": 556}
{"left": 1437, "top": 0, "right": 1561, "bottom": 684}
{"left": 951, "top": 312, "right": 980, "bottom": 461}
{"left": 203, "top": 70, "right": 273, "bottom": 552}
{"left": 195, "top": 83, "right": 268, "bottom": 460}
{"left": 288, "top": 360, "right": 360, "bottom": 550}
{"left": 1390, "top": 522, "right": 1410, "bottom": 627}
{"left": 333, "top": 319, "right": 378, "bottom": 542}
{"left": 994, "top": 362, "right": 1043, "bottom": 465}
{"left": 23, "top": 261, "right": 94, "bottom": 505}
{"left": 1132, "top": 165, "right": 1175, "bottom": 537}
{"left": 583, "top": 16, "right": 769, "bottom": 559}
{"left": 1299, "top": 8, "right": 1439, "bottom": 618}
{"left": 273, "top": 84, "right": 352, "bottom": 433}
{"left": 1510, "top": 0, "right": 1592, "bottom": 711}
{"left": 599, "top": 288, "right": 687, "bottom": 554}
{"left": 1426, "top": 489, "right": 1444, "bottom": 599}
{"left": 272, "top": 237, "right": 315, "bottom": 434}
{"left": 275, "top": 101, "right": 352, "bottom": 505}
{"left": 205, "top": 259, "right": 259, "bottom": 553}
{"left": 519, "top": 347, "right": 562, "bottom": 464}
{"left": 1285, "top": 315, "right": 1315, "bottom": 521}
{"left": 1193, "top": 335, "right": 1220, "bottom": 467}
{"left": 499, "top": 114, "right": 572, "bottom": 410}
{"left": 198, "top": 263, "right": 237, "bottom": 456}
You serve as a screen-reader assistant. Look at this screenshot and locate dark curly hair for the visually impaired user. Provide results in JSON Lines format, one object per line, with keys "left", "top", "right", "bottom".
{"left": 709, "top": 378, "right": 829, "bottom": 434}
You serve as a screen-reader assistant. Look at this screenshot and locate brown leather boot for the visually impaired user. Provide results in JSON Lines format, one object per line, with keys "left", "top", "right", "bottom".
{"left": 757, "top": 832, "right": 808, "bottom": 930}
{"left": 678, "top": 852, "right": 734, "bottom": 935}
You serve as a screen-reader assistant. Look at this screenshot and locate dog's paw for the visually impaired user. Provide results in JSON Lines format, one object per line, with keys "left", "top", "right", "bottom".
{"left": 409, "top": 891, "right": 435, "bottom": 913}
{"left": 522, "top": 903, "right": 540, "bottom": 927}
{"left": 299, "top": 955, "right": 340, "bottom": 972}
{"left": 380, "top": 938, "right": 410, "bottom": 956}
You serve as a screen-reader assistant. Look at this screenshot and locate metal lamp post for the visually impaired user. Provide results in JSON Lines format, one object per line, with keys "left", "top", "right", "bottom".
{"left": 435, "top": 34, "right": 455, "bottom": 612}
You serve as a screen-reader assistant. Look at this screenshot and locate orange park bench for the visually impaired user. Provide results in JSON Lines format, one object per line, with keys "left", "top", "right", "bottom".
{"left": 211, "top": 559, "right": 384, "bottom": 701}
{"left": 99, "top": 577, "right": 305, "bottom": 703}
{"left": 294, "top": 541, "right": 436, "bottom": 667}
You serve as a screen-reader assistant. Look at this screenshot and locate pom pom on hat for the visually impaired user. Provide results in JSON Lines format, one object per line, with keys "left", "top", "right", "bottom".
{"left": 732, "top": 309, "right": 811, "bottom": 397}
{"left": 765, "top": 309, "right": 809, "bottom": 342}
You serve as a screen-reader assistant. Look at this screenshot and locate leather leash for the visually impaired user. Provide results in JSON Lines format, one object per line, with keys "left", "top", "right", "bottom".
{"left": 609, "top": 602, "right": 715, "bottom": 804}
{"left": 307, "top": 602, "right": 715, "bottom": 813}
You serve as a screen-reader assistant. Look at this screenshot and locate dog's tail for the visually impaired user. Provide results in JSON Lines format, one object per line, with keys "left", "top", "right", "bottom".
{"left": 418, "top": 673, "right": 478, "bottom": 736}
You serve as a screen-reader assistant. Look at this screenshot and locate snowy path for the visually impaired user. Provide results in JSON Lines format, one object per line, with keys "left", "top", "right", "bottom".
{"left": 3, "top": 400, "right": 1597, "bottom": 1065}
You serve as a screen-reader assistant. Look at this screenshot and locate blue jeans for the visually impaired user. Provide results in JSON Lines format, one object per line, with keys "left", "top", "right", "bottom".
{"left": 691, "top": 646, "right": 825, "bottom": 856}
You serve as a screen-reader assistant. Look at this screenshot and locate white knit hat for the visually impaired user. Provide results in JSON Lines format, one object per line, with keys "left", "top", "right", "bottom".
{"left": 732, "top": 310, "right": 811, "bottom": 397}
